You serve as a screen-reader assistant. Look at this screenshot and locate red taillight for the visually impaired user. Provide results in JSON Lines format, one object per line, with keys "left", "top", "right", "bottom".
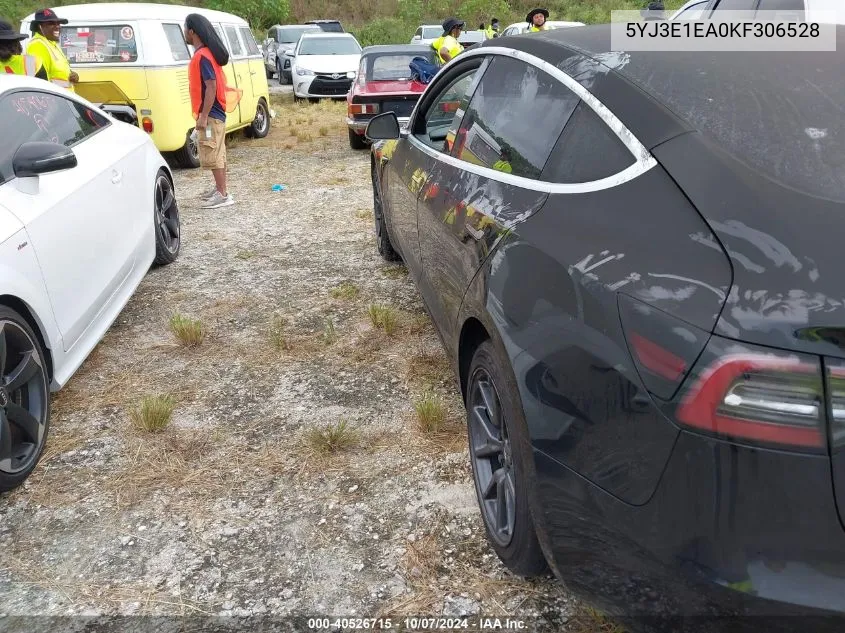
{"left": 677, "top": 350, "right": 825, "bottom": 450}
{"left": 142, "top": 117, "right": 153, "bottom": 133}
{"left": 629, "top": 333, "right": 687, "bottom": 382}
{"left": 348, "top": 103, "right": 380, "bottom": 115}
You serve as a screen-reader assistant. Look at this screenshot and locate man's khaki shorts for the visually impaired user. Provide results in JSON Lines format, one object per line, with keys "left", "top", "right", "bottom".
{"left": 198, "top": 118, "right": 226, "bottom": 170}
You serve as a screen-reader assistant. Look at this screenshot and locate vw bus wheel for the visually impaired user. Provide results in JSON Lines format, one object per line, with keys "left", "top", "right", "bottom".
{"left": 174, "top": 131, "right": 200, "bottom": 169}
{"left": 246, "top": 99, "right": 270, "bottom": 139}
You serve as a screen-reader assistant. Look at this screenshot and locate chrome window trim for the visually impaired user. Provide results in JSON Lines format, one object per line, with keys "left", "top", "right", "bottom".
{"left": 408, "top": 46, "right": 657, "bottom": 194}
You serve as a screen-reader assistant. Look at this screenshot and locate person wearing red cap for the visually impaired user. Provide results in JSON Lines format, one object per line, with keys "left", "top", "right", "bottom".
{"left": 0, "top": 19, "right": 47, "bottom": 78}
{"left": 27, "top": 8, "right": 78, "bottom": 90}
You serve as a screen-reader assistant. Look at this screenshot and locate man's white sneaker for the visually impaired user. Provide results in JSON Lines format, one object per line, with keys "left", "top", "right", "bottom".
{"left": 201, "top": 192, "right": 234, "bottom": 209}
{"left": 199, "top": 186, "right": 218, "bottom": 200}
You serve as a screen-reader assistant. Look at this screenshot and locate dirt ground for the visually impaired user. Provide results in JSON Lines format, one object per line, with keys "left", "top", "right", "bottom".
{"left": 0, "top": 92, "right": 601, "bottom": 630}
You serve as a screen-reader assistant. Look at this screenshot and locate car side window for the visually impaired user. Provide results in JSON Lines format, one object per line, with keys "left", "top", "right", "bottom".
{"left": 713, "top": 0, "right": 755, "bottom": 8}
{"left": 418, "top": 70, "right": 479, "bottom": 152}
{"left": 240, "top": 27, "right": 261, "bottom": 56}
{"left": 415, "top": 28, "right": 422, "bottom": 37}
{"left": 0, "top": 91, "right": 109, "bottom": 184}
{"left": 453, "top": 56, "right": 579, "bottom": 180}
{"left": 756, "top": 0, "right": 805, "bottom": 19}
{"left": 541, "top": 101, "right": 635, "bottom": 184}
{"left": 675, "top": 1, "right": 710, "bottom": 19}
{"left": 224, "top": 25, "right": 245, "bottom": 57}
{"left": 163, "top": 23, "right": 190, "bottom": 62}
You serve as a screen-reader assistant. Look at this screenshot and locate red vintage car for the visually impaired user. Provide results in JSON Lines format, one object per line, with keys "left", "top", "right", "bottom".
{"left": 346, "top": 45, "right": 434, "bottom": 150}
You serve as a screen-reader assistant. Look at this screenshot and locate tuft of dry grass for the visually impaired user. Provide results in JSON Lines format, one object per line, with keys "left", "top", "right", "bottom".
{"left": 368, "top": 304, "right": 398, "bottom": 336}
{"left": 235, "top": 250, "right": 256, "bottom": 260}
{"left": 330, "top": 281, "right": 360, "bottom": 300}
{"left": 380, "top": 265, "right": 407, "bottom": 279}
{"left": 568, "top": 606, "right": 627, "bottom": 633}
{"left": 268, "top": 313, "right": 289, "bottom": 351}
{"left": 355, "top": 208, "right": 373, "bottom": 221}
{"left": 169, "top": 313, "right": 206, "bottom": 347}
{"left": 129, "top": 394, "right": 175, "bottom": 433}
{"left": 413, "top": 391, "right": 447, "bottom": 434}
{"left": 323, "top": 318, "right": 337, "bottom": 345}
{"left": 307, "top": 420, "right": 358, "bottom": 455}
{"left": 318, "top": 126, "right": 329, "bottom": 136}
{"left": 406, "top": 350, "right": 452, "bottom": 387}
{"left": 284, "top": 143, "right": 294, "bottom": 150}
{"left": 296, "top": 130, "right": 314, "bottom": 143}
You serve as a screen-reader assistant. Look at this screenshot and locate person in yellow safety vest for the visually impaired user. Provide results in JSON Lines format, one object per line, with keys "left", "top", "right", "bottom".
{"left": 489, "top": 19, "right": 500, "bottom": 38}
{"left": 0, "top": 20, "right": 47, "bottom": 79}
{"left": 27, "top": 8, "right": 78, "bottom": 91}
{"left": 527, "top": 8, "right": 551, "bottom": 32}
{"left": 432, "top": 17, "right": 464, "bottom": 66}
{"left": 493, "top": 148, "right": 513, "bottom": 174}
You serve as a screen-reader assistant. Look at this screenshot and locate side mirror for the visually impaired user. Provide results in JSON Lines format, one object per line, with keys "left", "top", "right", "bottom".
{"left": 13, "top": 142, "right": 77, "bottom": 178}
{"left": 366, "top": 112, "right": 401, "bottom": 141}
{"left": 284, "top": 49, "right": 294, "bottom": 57}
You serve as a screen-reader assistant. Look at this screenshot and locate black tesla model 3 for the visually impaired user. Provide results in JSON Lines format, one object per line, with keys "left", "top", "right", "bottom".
{"left": 365, "top": 24, "right": 845, "bottom": 630}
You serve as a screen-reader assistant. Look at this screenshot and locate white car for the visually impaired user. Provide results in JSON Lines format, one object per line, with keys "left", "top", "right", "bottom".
{"left": 0, "top": 76, "right": 181, "bottom": 491}
{"left": 499, "top": 20, "right": 585, "bottom": 36}
{"left": 290, "top": 32, "right": 362, "bottom": 100}
{"left": 410, "top": 24, "right": 443, "bottom": 46}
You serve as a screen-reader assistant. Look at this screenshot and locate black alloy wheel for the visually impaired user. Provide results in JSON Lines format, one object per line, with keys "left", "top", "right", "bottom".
{"left": 468, "top": 365, "right": 516, "bottom": 547}
{"left": 465, "top": 341, "right": 547, "bottom": 576}
{"left": 154, "top": 171, "right": 181, "bottom": 265}
{"left": 0, "top": 307, "right": 50, "bottom": 492}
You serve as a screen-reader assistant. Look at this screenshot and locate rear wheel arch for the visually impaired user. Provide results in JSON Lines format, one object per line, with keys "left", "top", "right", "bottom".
{"left": 0, "top": 295, "right": 53, "bottom": 382}
{"left": 458, "top": 317, "right": 491, "bottom": 401}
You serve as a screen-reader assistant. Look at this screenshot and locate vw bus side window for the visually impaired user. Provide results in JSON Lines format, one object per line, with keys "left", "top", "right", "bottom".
{"left": 60, "top": 24, "right": 138, "bottom": 63}
{"left": 239, "top": 27, "right": 261, "bottom": 56}
{"left": 224, "top": 25, "right": 245, "bottom": 57}
{"left": 163, "top": 23, "right": 190, "bottom": 62}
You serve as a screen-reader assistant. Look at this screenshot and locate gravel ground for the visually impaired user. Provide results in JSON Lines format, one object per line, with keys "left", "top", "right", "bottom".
{"left": 0, "top": 94, "right": 588, "bottom": 631}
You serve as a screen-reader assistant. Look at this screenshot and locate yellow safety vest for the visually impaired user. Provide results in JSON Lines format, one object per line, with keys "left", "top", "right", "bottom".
{"left": 492, "top": 160, "right": 513, "bottom": 174}
{"left": 2, "top": 54, "right": 39, "bottom": 76}
{"left": 27, "top": 32, "right": 74, "bottom": 91}
{"left": 484, "top": 27, "right": 495, "bottom": 39}
{"left": 431, "top": 35, "right": 463, "bottom": 65}
{"left": 529, "top": 24, "right": 550, "bottom": 32}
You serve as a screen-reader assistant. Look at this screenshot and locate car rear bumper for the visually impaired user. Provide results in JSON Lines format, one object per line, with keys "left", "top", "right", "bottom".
{"left": 346, "top": 116, "right": 410, "bottom": 133}
{"left": 530, "top": 429, "right": 845, "bottom": 624}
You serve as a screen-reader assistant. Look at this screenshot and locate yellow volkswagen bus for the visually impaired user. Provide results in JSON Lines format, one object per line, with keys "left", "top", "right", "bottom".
{"left": 21, "top": 3, "right": 272, "bottom": 168}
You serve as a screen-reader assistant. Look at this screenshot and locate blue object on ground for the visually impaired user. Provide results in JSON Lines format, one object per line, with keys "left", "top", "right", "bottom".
{"left": 271, "top": 184, "right": 287, "bottom": 192}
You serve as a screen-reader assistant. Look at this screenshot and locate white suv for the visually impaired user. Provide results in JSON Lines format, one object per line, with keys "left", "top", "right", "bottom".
{"left": 290, "top": 33, "right": 362, "bottom": 100}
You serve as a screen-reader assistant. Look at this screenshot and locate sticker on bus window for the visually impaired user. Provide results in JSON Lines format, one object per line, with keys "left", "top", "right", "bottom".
{"left": 120, "top": 51, "right": 131, "bottom": 62}
{"left": 120, "top": 26, "right": 134, "bottom": 40}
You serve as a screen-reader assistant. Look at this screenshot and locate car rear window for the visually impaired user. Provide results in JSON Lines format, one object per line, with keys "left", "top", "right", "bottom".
{"left": 61, "top": 24, "right": 138, "bottom": 63}
{"left": 367, "top": 53, "right": 431, "bottom": 81}
{"left": 423, "top": 27, "right": 441, "bottom": 38}
{"left": 617, "top": 47, "right": 845, "bottom": 202}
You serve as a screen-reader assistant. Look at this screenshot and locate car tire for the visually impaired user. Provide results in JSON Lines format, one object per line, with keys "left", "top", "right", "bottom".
{"left": 173, "top": 130, "right": 200, "bottom": 169}
{"left": 348, "top": 128, "right": 368, "bottom": 150}
{"left": 466, "top": 340, "right": 548, "bottom": 577}
{"left": 371, "top": 163, "right": 400, "bottom": 262}
{"left": 153, "top": 170, "right": 181, "bottom": 266}
{"left": 245, "top": 99, "right": 270, "bottom": 139}
{"left": 277, "top": 61, "right": 288, "bottom": 85}
{"left": 0, "top": 305, "right": 51, "bottom": 493}
{"left": 265, "top": 66, "right": 273, "bottom": 79}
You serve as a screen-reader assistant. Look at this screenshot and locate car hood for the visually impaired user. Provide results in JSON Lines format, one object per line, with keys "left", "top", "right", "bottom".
{"left": 294, "top": 54, "right": 359, "bottom": 74}
{"left": 655, "top": 132, "right": 845, "bottom": 359}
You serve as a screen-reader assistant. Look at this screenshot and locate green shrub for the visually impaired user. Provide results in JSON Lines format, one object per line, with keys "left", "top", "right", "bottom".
{"left": 356, "top": 17, "right": 414, "bottom": 47}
